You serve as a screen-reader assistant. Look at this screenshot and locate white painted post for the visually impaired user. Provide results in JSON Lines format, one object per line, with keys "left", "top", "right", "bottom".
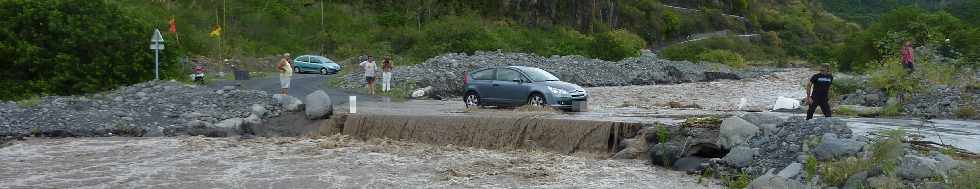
{"left": 349, "top": 96, "right": 356, "bottom": 113}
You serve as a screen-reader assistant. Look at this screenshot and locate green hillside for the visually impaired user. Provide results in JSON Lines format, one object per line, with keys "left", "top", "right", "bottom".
{"left": 2, "top": 0, "right": 977, "bottom": 100}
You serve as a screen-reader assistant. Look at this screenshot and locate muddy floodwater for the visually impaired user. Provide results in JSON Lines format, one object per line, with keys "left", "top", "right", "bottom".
{"left": 0, "top": 136, "right": 721, "bottom": 189}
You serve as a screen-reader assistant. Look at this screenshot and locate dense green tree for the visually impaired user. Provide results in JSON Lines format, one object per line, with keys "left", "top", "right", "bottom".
{"left": 0, "top": 0, "right": 184, "bottom": 100}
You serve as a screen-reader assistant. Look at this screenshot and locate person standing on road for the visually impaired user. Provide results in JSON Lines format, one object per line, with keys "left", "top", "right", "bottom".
{"left": 359, "top": 55, "right": 378, "bottom": 95}
{"left": 277, "top": 53, "right": 293, "bottom": 95}
{"left": 901, "top": 40, "right": 915, "bottom": 73}
{"left": 805, "top": 63, "right": 834, "bottom": 120}
{"left": 381, "top": 56, "right": 394, "bottom": 93}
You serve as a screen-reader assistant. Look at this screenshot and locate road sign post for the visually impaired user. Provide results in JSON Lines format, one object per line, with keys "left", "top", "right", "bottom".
{"left": 150, "top": 29, "right": 165, "bottom": 80}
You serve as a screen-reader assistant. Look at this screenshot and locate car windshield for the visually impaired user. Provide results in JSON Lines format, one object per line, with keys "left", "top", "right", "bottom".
{"left": 518, "top": 67, "right": 559, "bottom": 82}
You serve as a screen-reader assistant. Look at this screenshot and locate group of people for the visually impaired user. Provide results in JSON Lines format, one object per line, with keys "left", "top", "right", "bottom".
{"left": 358, "top": 55, "right": 395, "bottom": 95}
{"left": 803, "top": 40, "right": 917, "bottom": 120}
{"left": 274, "top": 53, "right": 395, "bottom": 96}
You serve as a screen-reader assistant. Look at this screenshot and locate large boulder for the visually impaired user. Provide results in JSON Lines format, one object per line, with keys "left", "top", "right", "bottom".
{"left": 748, "top": 171, "right": 806, "bottom": 189}
{"left": 722, "top": 145, "right": 758, "bottom": 168}
{"left": 740, "top": 112, "right": 785, "bottom": 136}
{"left": 812, "top": 133, "right": 865, "bottom": 161}
{"left": 649, "top": 142, "right": 686, "bottom": 167}
{"left": 896, "top": 154, "right": 953, "bottom": 180}
{"left": 273, "top": 94, "right": 305, "bottom": 112}
{"left": 250, "top": 104, "right": 268, "bottom": 117}
{"left": 718, "top": 117, "right": 759, "bottom": 149}
{"left": 304, "top": 90, "right": 333, "bottom": 120}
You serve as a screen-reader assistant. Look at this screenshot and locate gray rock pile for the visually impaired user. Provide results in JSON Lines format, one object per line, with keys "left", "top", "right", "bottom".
{"left": 336, "top": 51, "right": 767, "bottom": 98}
{"left": 0, "top": 81, "right": 300, "bottom": 137}
{"left": 628, "top": 112, "right": 969, "bottom": 188}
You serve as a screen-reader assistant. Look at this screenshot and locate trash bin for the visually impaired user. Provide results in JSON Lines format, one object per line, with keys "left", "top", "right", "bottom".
{"left": 234, "top": 70, "right": 250, "bottom": 80}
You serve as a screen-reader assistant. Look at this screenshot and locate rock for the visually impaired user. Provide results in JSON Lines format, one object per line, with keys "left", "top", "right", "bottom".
{"left": 215, "top": 90, "right": 225, "bottom": 95}
{"left": 273, "top": 94, "right": 305, "bottom": 112}
{"left": 411, "top": 86, "right": 433, "bottom": 99}
{"left": 304, "top": 90, "right": 333, "bottom": 120}
{"left": 897, "top": 155, "right": 944, "bottom": 180}
{"left": 722, "top": 146, "right": 757, "bottom": 168}
{"left": 215, "top": 118, "right": 244, "bottom": 129}
{"left": 867, "top": 176, "right": 904, "bottom": 189}
{"left": 613, "top": 138, "right": 648, "bottom": 159}
{"left": 250, "top": 104, "right": 267, "bottom": 117}
{"left": 718, "top": 117, "right": 759, "bottom": 149}
{"left": 772, "top": 96, "right": 801, "bottom": 111}
{"left": 812, "top": 133, "right": 865, "bottom": 161}
{"left": 740, "top": 112, "right": 785, "bottom": 136}
{"left": 244, "top": 114, "right": 261, "bottom": 126}
{"left": 223, "top": 85, "right": 236, "bottom": 90}
{"left": 136, "top": 92, "right": 147, "bottom": 97}
{"left": 748, "top": 171, "right": 806, "bottom": 189}
{"left": 672, "top": 157, "right": 708, "bottom": 172}
{"left": 776, "top": 162, "right": 802, "bottom": 178}
{"left": 181, "top": 112, "right": 206, "bottom": 120}
{"left": 649, "top": 142, "right": 685, "bottom": 167}
{"left": 842, "top": 171, "right": 868, "bottom": 189}
{"left": 929, "top": 152, "right": 961, "bottom": 175}
{"left": 144, "top": 126, "right": 165, "bottom": 137}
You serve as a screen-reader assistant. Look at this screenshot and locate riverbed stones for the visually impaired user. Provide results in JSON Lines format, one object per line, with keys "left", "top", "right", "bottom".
{"left": 718, "top": 117, "right": 759, "bottom": 149}
{"left": 776, "top": 162, "right": 802, "bottom": 178}
{"left": 722, "top": 145, "right": 757, "bottom": 168}
{"left": 740, "top": 112, "right": 785, "bottom": 136}
{"left": 748, "top": 170, "right": 806, "bottom": 189}
{"left": 812, "top": 133, "right": 865, "bottom": 161}
{"left": 304, "top": 90, "right": 333, "bottom": 120}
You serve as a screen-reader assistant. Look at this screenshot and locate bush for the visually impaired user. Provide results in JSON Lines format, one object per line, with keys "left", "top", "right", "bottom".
{"left": 0, "top": 0, "right": 185, "bottom": 101}
{"left": 821, "top": 157, "right": 871, "bottom": 186}
{"left": 697, "top": 49, "right": 747, "bottom": 68}
{"left": 869, "top": 59, "right": 921, "bottom": 97}
{"left": 589, "top": 29, "right": 646, "bottom": 61}
{"left": 956, "top": 106, "right": 977, "bottom": 119}
{"left": 830, "top": 75, "right": 865, "bottom": 98}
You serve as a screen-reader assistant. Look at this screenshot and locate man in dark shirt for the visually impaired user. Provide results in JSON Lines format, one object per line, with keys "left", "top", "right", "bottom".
{"left": 806, "top": 64, "right": 834, "bottom": 120}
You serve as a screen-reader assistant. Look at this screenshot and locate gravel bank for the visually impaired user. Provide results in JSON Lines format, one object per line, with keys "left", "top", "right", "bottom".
{"left": 0, "top": 81, "right": 279, "bottom": 137}
{"left": 335, "top": 51, "right": 771, "bottom": 98}
{"left": 0, "top": 136, "right": 721, "bottom": 189}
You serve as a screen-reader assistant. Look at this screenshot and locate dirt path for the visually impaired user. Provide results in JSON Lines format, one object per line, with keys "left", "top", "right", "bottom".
{"left": 0, "top": 137, "right": 721, "bottom": 189}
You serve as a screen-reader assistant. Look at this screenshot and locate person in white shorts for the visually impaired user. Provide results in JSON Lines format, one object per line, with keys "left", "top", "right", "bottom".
{"left": 277, "top": 53, "right": 293, "bottom": 95}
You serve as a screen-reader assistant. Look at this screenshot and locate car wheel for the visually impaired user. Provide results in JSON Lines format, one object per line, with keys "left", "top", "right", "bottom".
{"left": 528, "top": 93, "right": 546, "bottom": 107}
{"left": 464, "top": 92, "right": 481, "bottom": 108}
{"left": 294, "top": 66, "right": 301, "bottom": 74}
{"left": 320, "top": 68, "right": 328, "bottom": 75}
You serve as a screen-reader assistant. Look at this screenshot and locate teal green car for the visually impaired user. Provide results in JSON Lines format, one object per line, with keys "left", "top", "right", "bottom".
{"left": 292, "top": 55, "right": 342, "bottom": 75}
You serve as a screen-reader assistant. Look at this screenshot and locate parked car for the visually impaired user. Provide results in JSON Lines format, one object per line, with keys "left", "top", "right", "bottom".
{"left": 292, "top": 55, "right": 342, "bottom": 75}
{"left": 463, "top": 66, "right": 588, "bottom": 111}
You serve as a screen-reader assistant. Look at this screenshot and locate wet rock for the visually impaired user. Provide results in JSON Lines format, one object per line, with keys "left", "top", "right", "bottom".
{"left": 304, "top": 90, "right": 333, "bottom": 120}
{"left": 748, "top": 170, "right": 806, "bottom": 189}
{"left": 718, "top": 117, "right": 759, "bottom": 149}
{"left": 613, "top": 138, "right": 648, "bottom": 159}
{"left": 776, "top": 162, "right": 802, "bottom": 178}
{"left": 672, "top": 157, "right": 708, "bottom": 172}
{"left": 649, "top": 142, "right": 685, "bottom": 167}
{"left": 722, "top": 146, "right": 757, "bottom": 168}
{"left": 812, "top": 133, "right": 865, "bottom": 161}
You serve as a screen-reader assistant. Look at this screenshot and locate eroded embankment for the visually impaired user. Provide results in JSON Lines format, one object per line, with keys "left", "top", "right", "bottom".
{"left": 312, "top": 113, "right": 644, "bottom": 155}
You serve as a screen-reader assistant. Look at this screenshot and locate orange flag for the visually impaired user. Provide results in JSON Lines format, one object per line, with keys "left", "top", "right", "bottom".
{"left": 168, "top": 17, "right": 176, "bottom": 33}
